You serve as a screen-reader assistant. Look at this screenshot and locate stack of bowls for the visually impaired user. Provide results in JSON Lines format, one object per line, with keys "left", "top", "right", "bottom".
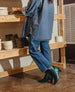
{"left": 0, "top": 7, "right": 8, "bottom": 15}
{"left": 2, "top": 41, "right": 13, "bottom": 50}
{"left": 55, "top": 36, "right": 63, "bottom": 43}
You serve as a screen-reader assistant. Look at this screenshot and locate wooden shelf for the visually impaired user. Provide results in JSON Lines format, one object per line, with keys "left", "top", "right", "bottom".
{"left": 54, "top": 14, "right": 65, "bottom": 20}
{"left": 0, "top": 15, "right": 24, "bottom": 23}
{"left": 0, "top": 14, "right": 65, "bottom": 23}
{"left": 0, "top": 42, "right": 66, "bottom": 60}
{"left": 0, "top": 61, "right": 64, "bottom": 78}
{"left": 0, "top": 47, "right": 29, "bottom": 60}
{"left": 50, "top": 42, "right": 66, "bottom": 50}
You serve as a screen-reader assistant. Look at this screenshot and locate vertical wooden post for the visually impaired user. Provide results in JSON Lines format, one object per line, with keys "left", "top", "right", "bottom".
{"left": 59, "top": 0, "right": 65, "bottom": 41}
{"left": 51, "top": 50, "right": 53, "bottom": 62}
{"left": 61, "top": 47, "right": 66, "bottom": 68}
{"left": 59, "top": 0, "right": 66, "bottom": 69}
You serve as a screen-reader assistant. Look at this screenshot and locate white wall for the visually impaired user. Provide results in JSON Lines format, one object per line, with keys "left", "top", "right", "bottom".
{"left": 53, "top": 0, "right": 59, "bottom": 36}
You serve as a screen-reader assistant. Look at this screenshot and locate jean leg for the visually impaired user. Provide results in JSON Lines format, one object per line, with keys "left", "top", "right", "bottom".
{"left": 29, "top": 35, "right": 51, "bottom": 72}
{"left": 40, "top": 41, "right": 52, "bottom": 68}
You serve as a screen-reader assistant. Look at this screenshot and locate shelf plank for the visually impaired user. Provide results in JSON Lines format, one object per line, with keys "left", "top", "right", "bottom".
{"left": 0, "top": 42, "right": 66, "bottom": 60}
{"left": 0, "top": 15, "right": 25, "bottom": 23}
{"left": 0, "top": 47, "right": 29, "bottom": 60}
{"left": 50, "top": 42, "right": 66, "bottom": 50}
{"left": 0, "top": 14, "right": 65, "bottom": 23}
{"left": 0, "top": 61, "right": 64, "bottom": 78}
{"left": 0, "top": 63, "right": 38, "bottom": 78}
{"left": 53, "top": 62, "right": 64, "bottom": 68}
{"left": 54, "top": 14, "right": 65, "bottom": 20}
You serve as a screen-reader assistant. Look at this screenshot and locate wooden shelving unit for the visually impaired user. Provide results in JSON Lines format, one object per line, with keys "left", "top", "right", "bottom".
{"left": 0, "top": 0, "right": 66, "bottom": 78}
{"left": 0, "top": 42, "right": 66, "bottom": 60}
{"left": 0, "top": 14, "right": 65, "bottom": 23}
{"left": 0, "top": 47, "right": 29, "bottom": 60}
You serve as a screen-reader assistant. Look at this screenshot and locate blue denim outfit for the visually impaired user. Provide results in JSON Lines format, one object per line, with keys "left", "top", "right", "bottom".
{"left": 22, "top": 0, "right": 54, "bottom": 72}
{"left": 29, "top": 34, "right": 52, "bottom": 72}
{"left": 22, "top": 0, "right": 54, "bottom": 41}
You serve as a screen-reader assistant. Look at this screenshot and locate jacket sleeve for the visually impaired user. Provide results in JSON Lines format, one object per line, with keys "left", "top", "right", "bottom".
{"left": 25, "top": 0, "right": 41, "bottom": 17}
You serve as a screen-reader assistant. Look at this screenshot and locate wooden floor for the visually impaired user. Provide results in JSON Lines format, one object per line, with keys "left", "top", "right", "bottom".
{"left": 0, "top": 64, "right": 75, "bottom": 92}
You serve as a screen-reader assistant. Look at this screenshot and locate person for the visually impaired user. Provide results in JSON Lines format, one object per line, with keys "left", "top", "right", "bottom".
{"left": 22, "top": 0, "right": 59, "bottom": 85}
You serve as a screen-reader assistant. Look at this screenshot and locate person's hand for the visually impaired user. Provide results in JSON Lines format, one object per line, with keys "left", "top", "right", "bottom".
{"left": 48, "top": 0, "right": 53, "bottom": 3}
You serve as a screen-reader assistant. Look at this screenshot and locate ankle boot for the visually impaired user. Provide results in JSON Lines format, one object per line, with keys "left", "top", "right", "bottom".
{"left": 52, "top": 66, "right": 60, "bottom": 80}
{"left": 49, "top": 66, "right": 59, "bottom": 85}
{"left": 38, "top": 70, "right": 52, "bottom": 83}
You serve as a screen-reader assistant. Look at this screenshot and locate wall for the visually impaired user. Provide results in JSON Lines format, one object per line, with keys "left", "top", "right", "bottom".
{"left": 64, "top": 0, "right": 75, "bottom": 4}
{"left": 63, "top": 0, "right": 75, "bottom": 61}
{"left": 0, "top": 0, "right": 59, "bottom": 73}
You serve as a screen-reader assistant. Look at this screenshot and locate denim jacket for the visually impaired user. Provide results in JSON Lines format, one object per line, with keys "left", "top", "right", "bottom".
{"left": 22, "top": 0, "right": 54, "bottom": 41}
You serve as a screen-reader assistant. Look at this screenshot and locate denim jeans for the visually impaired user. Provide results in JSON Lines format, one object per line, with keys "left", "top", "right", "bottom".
{"left": 29, "top": 34, "right": 52, "bottom": 72}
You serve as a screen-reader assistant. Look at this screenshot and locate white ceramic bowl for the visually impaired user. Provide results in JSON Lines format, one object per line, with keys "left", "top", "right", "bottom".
{"left": 2, "top": 41, "right": 13, "bottom": 50}
{"left": 0, "top": 7, "right": 8, "bottom": 15}
{"left": 55, "top": 36, "right": 63, "bottom": 43}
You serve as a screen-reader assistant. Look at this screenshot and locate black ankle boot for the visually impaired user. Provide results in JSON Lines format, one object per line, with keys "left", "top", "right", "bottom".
{"left": 38, "top": 70, "right": 52, "bottom": 83}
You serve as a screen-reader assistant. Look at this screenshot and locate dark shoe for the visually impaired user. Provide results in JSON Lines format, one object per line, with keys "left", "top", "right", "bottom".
{"left": 49, "top": 67, "right": 59, "bottom": 85}
{"left": 38, "top": 72, "right": 52, "bottom": 83}
{"left": 53, "top": 66, "right": 61, "bottom": 80}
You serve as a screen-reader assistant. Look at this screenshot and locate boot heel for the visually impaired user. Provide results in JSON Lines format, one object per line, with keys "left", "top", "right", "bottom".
{"left": 54, "top": 78, "right": 59, "bottom": 85}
